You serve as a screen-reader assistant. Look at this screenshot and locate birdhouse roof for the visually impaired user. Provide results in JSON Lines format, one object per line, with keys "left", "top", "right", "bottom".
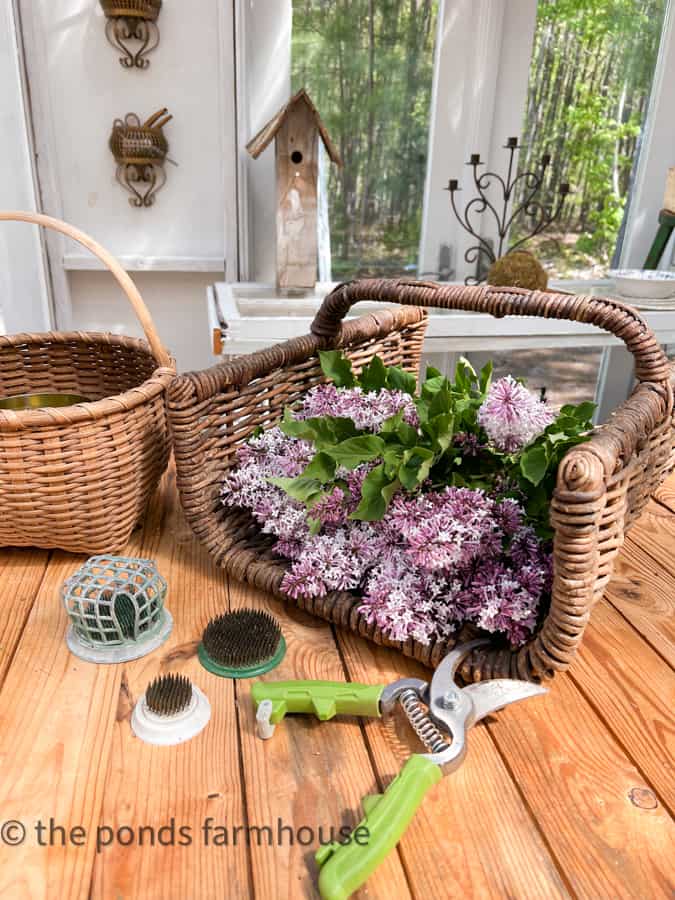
{"left": 246, "top": 88, "right": 342, "bottom": 166}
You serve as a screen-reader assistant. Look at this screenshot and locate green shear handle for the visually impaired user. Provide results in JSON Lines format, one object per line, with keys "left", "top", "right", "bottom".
{"left": 315, "top": 755, "right": 442, "bottom": 900}
{"left": 251, "top": 643, "right": 547, "bottom": 900}
{"left": 251, "top": 680, "right": 384, "bottom": 724}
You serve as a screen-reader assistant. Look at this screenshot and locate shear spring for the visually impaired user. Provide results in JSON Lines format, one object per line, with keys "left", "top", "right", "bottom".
{"left": 398, "top": 688, "right": 450, "bottom": 755}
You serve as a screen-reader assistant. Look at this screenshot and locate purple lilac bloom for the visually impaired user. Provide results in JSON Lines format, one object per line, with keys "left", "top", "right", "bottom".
{"left": 222, "top": 385, "right": 553, "bottom": 649}
{"left": 461, "top": 561, "right": 540, "bottom": 646}
{"left": 453, "top": 432, "right": 483, "bottom": 457}
{"left": 478, "top": 375, "right": 555, "bottom": 452}
{"left": 298, "top": 383, "right": 419, "bottom": 431}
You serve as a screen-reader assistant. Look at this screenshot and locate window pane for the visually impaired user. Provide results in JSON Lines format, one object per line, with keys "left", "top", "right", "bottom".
{"left": 291, "top": 0, "right": 438, "bottom": 279}
{"left": 512, "top": 0, "right": 667, "bottom": 279}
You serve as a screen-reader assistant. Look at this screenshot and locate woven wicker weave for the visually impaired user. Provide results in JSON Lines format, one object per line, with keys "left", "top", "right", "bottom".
{"left": 110, "top": 118, "right": 168, "bottom": 166}
{"left": 100, "top": 0, "right": 161, "bottom": 21}
{"left": 168, "top": 278, "right": 674, "bottom": 681}
{"left": 0, "top": 211, "right": 174, "bottom": 554}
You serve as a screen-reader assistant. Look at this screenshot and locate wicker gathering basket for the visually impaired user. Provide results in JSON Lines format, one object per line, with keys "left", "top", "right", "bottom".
{"left": 0, "top": 211, "right": 174, "bottom": 554}
{"left": 168, "top": 279, "right": 674, "bottom": 681}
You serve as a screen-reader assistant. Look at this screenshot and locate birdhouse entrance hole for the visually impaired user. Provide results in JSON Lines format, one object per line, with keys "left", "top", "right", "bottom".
{"left": 291, "top": 150, "right": 303, "bottom": 164}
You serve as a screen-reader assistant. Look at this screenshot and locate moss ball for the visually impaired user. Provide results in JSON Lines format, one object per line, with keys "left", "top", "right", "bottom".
{"left": 487, "top": 251, "right": 548, "bottom": 291}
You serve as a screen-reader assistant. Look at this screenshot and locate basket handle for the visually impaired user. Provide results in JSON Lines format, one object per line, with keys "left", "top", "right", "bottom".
{"left": 0, "top": 210, "right": 172, "bottom": 370}
{"left": 311, "top": 278, "right": 671, "bottom": 385}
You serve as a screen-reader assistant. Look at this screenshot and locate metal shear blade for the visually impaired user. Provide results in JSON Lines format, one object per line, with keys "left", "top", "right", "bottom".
{"left": 423, "top": 640, "right": 547, "bottom": 769}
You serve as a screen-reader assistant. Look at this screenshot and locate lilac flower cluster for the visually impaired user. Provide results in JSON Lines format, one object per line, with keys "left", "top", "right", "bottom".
{"left": 478, "top": 375, "right": 555, "bottom": 452}
{"left": 298, "top": 383, "right": 419, "bottom": 430}
{"left": 221, "top": 384, "right": 552, "bottom": 647}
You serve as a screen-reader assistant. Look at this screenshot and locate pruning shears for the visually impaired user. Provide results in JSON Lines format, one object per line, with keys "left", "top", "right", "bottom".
{"left": 251, "top": 640, "right": 547, "bottom": 900}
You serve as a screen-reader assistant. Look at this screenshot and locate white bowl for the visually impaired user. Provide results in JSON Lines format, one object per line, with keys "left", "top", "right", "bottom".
{"left": 609, "top": 269, "right": 675, "bottom": 300}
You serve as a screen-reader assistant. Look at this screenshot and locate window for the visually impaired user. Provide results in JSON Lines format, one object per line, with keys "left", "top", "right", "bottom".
{"left": 512, "top": 0, "right": 668, "bottom": 279}
{"left": 291, "top": 0, "right": 439, "bottom": 279}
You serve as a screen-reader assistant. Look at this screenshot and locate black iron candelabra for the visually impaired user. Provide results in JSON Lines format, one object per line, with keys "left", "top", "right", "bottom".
{"left": 446, "top": 136, "right": 570, "bottom": 284}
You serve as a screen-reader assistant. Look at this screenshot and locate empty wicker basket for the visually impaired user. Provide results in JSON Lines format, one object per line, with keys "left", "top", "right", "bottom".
{"left": 0, "top": 211, "right": 174, "bottom": 554}
{"left": 167, "top": 278, "right": 674, "bottom": 681}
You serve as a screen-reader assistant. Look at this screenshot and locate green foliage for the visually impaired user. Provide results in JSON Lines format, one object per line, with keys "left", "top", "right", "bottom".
{"left": 272, "top": 353, "right": 595, "bottom": 531}
{"left": 517, "top": 401, "right": 595, "bottom": 536}
{"left": 291, "top": 0, "right": 438, "bottom": 278}
{"left": 513, "top": 0, "right": 666, "bottom": 270}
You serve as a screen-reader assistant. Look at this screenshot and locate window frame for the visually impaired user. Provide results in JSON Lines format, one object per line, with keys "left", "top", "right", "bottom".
{"left": 236, "top": 0, "right": 675, "bottom": 288}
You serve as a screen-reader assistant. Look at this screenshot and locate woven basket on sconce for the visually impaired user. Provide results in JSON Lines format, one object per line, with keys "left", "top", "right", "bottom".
{"left": 100, "top": 0, "right": 162, "bottom": 21}
{"left": 110, "top": 114, "right": 168, "bottom": 166}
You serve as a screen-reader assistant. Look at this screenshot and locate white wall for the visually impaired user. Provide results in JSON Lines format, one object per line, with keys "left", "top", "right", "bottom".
{"left": 9, "top": 0, "right": 238, "bottom": 371}
{"left": 0, "top": 0, "right": 52, "bottom": 334}
{"left": 69, "top": 270, "right": 216, "bottom": 373}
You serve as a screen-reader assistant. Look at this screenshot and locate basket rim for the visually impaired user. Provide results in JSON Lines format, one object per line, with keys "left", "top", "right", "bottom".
{"left": 0, "top": 330, "right": 174, "bottom": 430}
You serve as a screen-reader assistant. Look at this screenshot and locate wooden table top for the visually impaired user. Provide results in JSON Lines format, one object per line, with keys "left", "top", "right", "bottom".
{"left": 0, "top": 465, "right": 673, "bottom": 899}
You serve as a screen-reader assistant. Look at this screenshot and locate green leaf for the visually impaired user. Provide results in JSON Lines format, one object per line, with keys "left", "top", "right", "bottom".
{"left": 520, "top": 445, "right": 548, "bottom": 486}
{"left": 571, "top": 400, "right": 596, "bottom": 423}
{"left": 455, "top": 356, "right": 477, "bottom": 388}
{"left": 279, "top": 408, "right": 359, "bottom": 446}
{"left": 382, "top": 445, "right": 405, "bottom": 477}
{"left": 421, "top": 375, "right": 450, "bottom": 397}
{"left": 398, "top": 446, "right": 435, "bottom": 490}
{"left": 358, "top": 356, "right": 387, "bottom": 392}
{"left": 386, "top": 365, "right": 417, "bottom": 396}
{"left": 428, "top": 383, "right": 453, "bottom": 418}
{"left": 307, "top": 516, "right": 322, "bottom": 536}
{"left": 425, "top": 365, "right": 442, "bottom": 380}
{"left": 425, "top": 412, "right": 454, "bottom": 452}
{"left": 327, "top": 435, "right": 385, "bottom": 469}
{"left": 479, "top": 360, "right": 493, "bottom": 395}
{"left": 268, "top": 475, "right": 324, "bottom": 504}
{"left": 319, "top": 350, "right": 356, "bottom": 388}
{"left": 350, "top": 465, "right": 398, "bottom": 521}
{"left": 302, "top": 451, "right": 337, "bottom": 483}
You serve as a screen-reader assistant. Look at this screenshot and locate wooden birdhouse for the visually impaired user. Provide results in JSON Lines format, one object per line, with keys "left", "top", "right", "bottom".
{"left": 246, "top": 88, "right": 342, "bottom": 291}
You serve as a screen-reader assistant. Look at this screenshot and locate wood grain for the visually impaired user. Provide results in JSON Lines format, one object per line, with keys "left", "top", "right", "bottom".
{"left": 91, "top": 472, "right": 251, "bottom": 899}
{"left": 0, "top": 551, "right": 118, "bottom": 900}
{"left": 232, "top": 582, "right": 412, "bottom": 900}
{"left": 275, "top": 100, "right": 319, "bottom": 290}
{"left": 606, "top": 526, "right": 675, "bottom": 668}
{"left": 651, "top": 471, "right": 675, "bottom": 512}
{"left": 487, "top": 674, "right": 675, "bottom": 898}
{"left": 0, "top": 548, "right": 49, "bottom": 688}
{"left": 2, "top": 465, "right": 675, "bottom": 898}
{"left": 334, "top": 631, "right": 570, "bottom": 900}
{"left": 570, "top": 599, "right": 675, "bottom": 814}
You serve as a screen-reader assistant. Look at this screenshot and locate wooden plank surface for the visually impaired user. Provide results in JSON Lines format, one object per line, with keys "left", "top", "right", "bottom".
{"left": 334, "top": 632, "right": 570, "bottom": 900}
{"left": 0, "top": 467, "right": 674, "bottom": 898}
{"left": 607, "top": 504, "right": 675, "bottom": 668}
{"left": 91, "top": 473, "right": 251, "bottom": 900}
{"left": 569, "top": 599, "right": 675, "bottom": 814}
{"left": 0, "top": 550, "right": 119, "bottom": 900}
{"left": 487, "top": 674, "right": 675, "bottom": 899}
{"left": 233, "top": 582, "right": 412, "bottom": 899}
{"left": 0, "top": 547, "right": 49, "bottom": 688}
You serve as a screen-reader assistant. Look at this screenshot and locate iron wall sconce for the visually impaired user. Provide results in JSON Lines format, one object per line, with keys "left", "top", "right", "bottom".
{"left": 100, "top": 0, "right": 162, "bottom": 70}
{"left": 109, "top": 109, "right": 173, "bottom": 208}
